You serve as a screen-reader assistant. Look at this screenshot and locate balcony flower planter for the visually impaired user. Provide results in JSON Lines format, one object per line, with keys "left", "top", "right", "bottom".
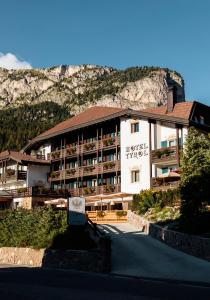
{"left": 66, "top": 169, "right": 76, "bottom": 176}
{"left": 84, "top": 166, "right": 95, "bottom": 172}
{"left": 83, "top": 187, "right": 95, "bottom": 195}
{"left": 103, "top": 137, "right": 115, "bottom": 147}
{"left": 52, "top": 151, "right": 60, "bottom": 159}
{"left": 103, "top": 161, "right": 115, "bottom": 170}
{"left": 103, "top": 185, "right": 115, "bottom": 193}
{"left": 6, "top": 168, "right": 15, "bottom": 176}
{"left": 66, "top": 147, "right": 77, "bottom": 155}
{"left": 83, "top": 143, "right": 96, "bottom": 151}
{"left": 153, "top": 149, "right": 175, "bottom": 159}
{"left": 50, "top": 171, "right": 60, "bottom": 179}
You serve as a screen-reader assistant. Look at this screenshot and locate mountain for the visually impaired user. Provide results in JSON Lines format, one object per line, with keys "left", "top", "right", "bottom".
{"left": 0, "top": 65, "right": 185, "bottom": 151}
{"left": 0, "top": 65, "right": 185, "bottom": 113}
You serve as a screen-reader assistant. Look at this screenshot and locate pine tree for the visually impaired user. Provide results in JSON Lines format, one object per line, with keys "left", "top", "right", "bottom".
{"left": 180, "top": 127, "right": 210, "bottom": 233}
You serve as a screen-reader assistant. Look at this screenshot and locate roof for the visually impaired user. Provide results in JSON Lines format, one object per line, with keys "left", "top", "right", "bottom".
{"left": 141, "top": 102, "right": 194, "bottom": 119}
{"left": 0, "top": 150, "right": 50, "bottom": 165}
{"left": 31, "top": 106, "right": 125, "bottom": 141}
{"left": 24, "top": 102, "right": 196, "bottom": 151}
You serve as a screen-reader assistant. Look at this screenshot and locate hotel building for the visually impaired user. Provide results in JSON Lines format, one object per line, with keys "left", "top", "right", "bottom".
{"left": 0, "top": 90, "right": 210, "bottom": 210}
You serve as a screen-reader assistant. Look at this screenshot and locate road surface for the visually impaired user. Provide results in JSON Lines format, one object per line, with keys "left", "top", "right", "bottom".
{"left": 99, "top": 223, "right": 210, "bottom": 283}
{"left": 0, "top": 266, "right": 210, "bottom": 299}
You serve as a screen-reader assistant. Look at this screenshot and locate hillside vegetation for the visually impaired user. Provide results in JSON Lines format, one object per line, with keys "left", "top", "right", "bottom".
{"left": 0, "top": 102, "right": 71, "bottom": 151}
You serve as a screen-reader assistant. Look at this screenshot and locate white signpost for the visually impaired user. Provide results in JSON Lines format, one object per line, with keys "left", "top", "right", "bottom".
{"left": 68, "top": 197, "right": 86, "bottom": 226}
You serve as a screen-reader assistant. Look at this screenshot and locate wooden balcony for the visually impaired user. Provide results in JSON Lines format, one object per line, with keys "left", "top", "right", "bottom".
{"left": 151, "top": 146, "right": 178, "bottom": 164}
{"left": 68, "top": 184, "right": 121, "bottom": 197}
{"left": 48, "top": 146, "right": 79, "bottom": 161}
{"left": 48, "top": 136, "right": 120, "bottom": 161}
{"left": 0, "top": 170, "right": 27, "bottom": 182}
{"left": 49, "top": 160, "right": 120, "bottom": 181}
{"left": 3, "top": 186, "right": 70, "bottom": 198}
{"left": 102, "top": 160, "right": 120, "bottom": 173}
{"left": 152, "top": 177, "right": 180, "bottom": 190}
{"left": 100, "top": 136, "right": 120, "bottom": 150}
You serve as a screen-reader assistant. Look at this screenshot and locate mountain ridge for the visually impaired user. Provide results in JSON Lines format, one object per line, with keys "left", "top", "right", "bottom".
{"left": 0, "top": 64, "right": 185, "bottom": 113}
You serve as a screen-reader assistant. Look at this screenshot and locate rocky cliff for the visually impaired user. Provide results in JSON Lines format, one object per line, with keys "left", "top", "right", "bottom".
{"left": 0, "top": 65, "right": 185, "bottom": 113}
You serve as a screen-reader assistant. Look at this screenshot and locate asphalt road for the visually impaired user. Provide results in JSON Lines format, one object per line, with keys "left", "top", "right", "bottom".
{"left": 99, "top": 223, "right": 210, "bottom": 283}
{"left": 0, "top": 266, "right": 210, "bottom": 299}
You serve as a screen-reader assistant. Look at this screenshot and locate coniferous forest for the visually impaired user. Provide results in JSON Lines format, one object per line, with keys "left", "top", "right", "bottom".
{"left": 0, "top": 101, "right": 71, "bottom": 151}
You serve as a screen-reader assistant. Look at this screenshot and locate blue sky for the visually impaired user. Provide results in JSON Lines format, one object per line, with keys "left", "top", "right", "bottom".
{"left": 0, "top": 0, "right": 210, "bottom": 105}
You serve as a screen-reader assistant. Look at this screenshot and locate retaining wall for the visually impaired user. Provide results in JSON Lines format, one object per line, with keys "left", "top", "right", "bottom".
{"left": 128, "top": 210, "right": 210, "bottom": 261}
{"left": 0, "top": 246, "right": 111, "bottom": 273}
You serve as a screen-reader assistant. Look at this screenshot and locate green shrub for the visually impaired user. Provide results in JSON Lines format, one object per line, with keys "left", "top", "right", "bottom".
{"left": 115, "top": 210, "right": 127, "bottom": 217}
{"left": 132, "top": 189, "right": 180, "bottom": 215}
{"left": 97, "top": 211, "right": 105, "bottom": 218}
{"left": 0, "top": 207, "right": 67, "bottom": 249}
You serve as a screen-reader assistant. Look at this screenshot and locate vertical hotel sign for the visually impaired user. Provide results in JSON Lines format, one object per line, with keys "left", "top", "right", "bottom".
{"left": 68, "top": 197, "right": 86, "bottom": 225}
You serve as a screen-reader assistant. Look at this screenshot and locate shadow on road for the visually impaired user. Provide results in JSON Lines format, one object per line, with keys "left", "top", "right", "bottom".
{"left": 0, "top": 266, "right": 210, "bottom": 300}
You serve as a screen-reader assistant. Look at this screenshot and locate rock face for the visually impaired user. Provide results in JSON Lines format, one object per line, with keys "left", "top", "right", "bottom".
{"left": 0, "top": 65, "right": 185, "bottom": 113}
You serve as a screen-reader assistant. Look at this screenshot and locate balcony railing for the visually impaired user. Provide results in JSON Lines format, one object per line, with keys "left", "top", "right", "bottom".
{"left": 49, "top": 160, "right": 120, "bottom": 181}
{"left": 151, "top": 146, "right": 178, "bottom": 163}
{"left": 3, "top": 186, "right": 70, "bottom": 198}
{"left": 152, "top": 177, "right": 180, "bottom": 190}
{"left": 69, "top": 184, "right": 121, "bottom": 197}
{"left": 0, "top": 170, "right": 27, "bottom": 182}
{"left": 48, "top": 136, "right": 120, "bottom": 161}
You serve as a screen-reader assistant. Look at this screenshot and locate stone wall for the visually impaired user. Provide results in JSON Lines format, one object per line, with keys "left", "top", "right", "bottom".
{"left": 127, "top": 210, "right": 150, "bottom": 234}
{"left": 0, "top": 245, "right": 111, "bottom": 273}
{"left": 0, "top": 247, "right": 44, "bottom": 266}
{"left": 42, "top": 249, "right": 110, "bottom": 273}
{"left": 128, "top": 211, "right": 210, "bottom": 261}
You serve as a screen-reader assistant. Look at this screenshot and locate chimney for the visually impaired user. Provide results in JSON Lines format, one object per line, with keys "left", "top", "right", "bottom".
{"left": 167, "top": 86, "right": 177, "bottom": 112}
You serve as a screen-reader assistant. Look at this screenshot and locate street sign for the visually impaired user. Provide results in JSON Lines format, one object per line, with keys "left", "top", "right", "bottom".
{"left": 68, "top": 197, "right": 86, "bottom": 226}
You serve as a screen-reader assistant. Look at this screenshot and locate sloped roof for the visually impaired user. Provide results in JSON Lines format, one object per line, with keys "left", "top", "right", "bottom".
{"left": 32, "top": 106, "right": 125, "bottom": 141}
{"left": 141, "top": 102, "right": 194, "bottom": 119}
{"left": 0, "top": 150, "right": 49, "bottom": 165}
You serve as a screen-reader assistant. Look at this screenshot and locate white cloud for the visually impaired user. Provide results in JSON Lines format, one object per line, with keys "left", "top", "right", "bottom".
{"left": 0, "top": 52, "right": 32, "bottom": 69}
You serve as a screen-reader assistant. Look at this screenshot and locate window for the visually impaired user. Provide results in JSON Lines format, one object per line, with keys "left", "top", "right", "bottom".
{"left": 131, "top": 170, "right": 140, "bottom": 183}
{"left": 131, "top": 122, "right": 139, "bottom": 133}
{"left": 162, "top": 167, "right": 168, "bottom": 174}
{"left": 161, "top": 140, "right": 167, "bottom": 148}
{"left": 169, "top": 140, "right": 176, "bottom": 147}
{"left": 200, "top": 116, "right": 205, "bottom": 125}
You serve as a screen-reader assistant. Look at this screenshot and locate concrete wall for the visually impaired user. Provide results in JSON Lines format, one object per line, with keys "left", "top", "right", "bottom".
{"left": 120, "top": 117, "right": 150, "bottom": 194}
{"left": 128, "top": 211, "right": 210, "bottom": 261}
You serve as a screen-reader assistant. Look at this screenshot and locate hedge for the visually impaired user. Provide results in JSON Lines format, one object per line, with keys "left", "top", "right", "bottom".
{"left": 0, "top": 207, "right": 67, "bottom": 249}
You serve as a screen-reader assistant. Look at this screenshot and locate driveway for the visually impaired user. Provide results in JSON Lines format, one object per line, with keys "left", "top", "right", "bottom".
{"left": 98, "top": 223, "right": 210, "bottom": 283}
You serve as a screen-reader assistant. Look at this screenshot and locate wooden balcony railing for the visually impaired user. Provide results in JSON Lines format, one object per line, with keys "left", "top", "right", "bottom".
{"left": 3, "top": 186, "right": 70, "bottom": 198}
{"left": 48, "top": 136, "right": 120, "bottom": 161}
{"left": 151, "top": 146, "right": 178, "bottom": 163}
{"left": 0, "top": 170, "right": 27, "bottom": 182}
{"left": 152, "top": 177, "right": 180, "bottom": 190}
{"left": 49, "top": 160, "right": 120, "bottom": 181}
{"left": 69, "top": 184, "right": 121, "bottom": 197}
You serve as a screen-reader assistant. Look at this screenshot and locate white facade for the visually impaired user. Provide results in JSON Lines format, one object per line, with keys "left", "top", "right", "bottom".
{"left": 120, "top": 116, "right": 189, "bottom": 194}
{"left": 120, "top": 117, "right": 150, "bottom": 194}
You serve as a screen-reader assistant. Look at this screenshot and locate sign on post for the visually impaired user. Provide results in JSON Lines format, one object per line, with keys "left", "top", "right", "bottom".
{"left": 68, "top": 197, "right": 86, "bottom": 226}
